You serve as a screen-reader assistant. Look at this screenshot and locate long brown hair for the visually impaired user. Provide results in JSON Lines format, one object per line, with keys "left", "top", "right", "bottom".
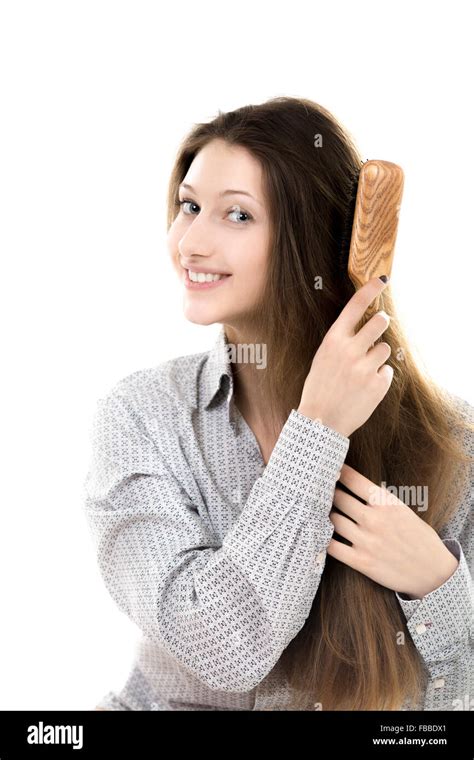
{"left": 166, "top": 96, "right": 474, "bottom": 710}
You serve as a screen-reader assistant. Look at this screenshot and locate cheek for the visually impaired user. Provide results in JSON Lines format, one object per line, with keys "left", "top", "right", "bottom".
{"left": 166, "top": 223, "right": 181, "bottom": 261}
{"left": 237, "top": 238, "right": 269, "bottom": 282}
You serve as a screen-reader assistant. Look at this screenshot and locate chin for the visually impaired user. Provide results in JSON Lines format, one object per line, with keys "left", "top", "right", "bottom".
{"left": 182, "top": 307, "right": 223, "bottom": 326}
{"left": 184, "top": 316, "right": 216, "bottom": 326}
{"left": 184, "top": 304, "right": 243, "bottom": 326}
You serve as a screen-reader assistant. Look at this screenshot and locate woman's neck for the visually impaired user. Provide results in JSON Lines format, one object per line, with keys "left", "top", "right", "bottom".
{"left": 223, "top": 324, "right": 273, "bottom": 433}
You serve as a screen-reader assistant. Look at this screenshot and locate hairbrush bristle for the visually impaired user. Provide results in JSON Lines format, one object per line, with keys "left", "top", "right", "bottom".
{"left": 337, "top": 161, "right": 366, "bottom": 274}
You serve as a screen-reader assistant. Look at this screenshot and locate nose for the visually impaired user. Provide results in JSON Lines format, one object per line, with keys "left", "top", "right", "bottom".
{"left": 177, "top": 210, "right": 216, "bottom": 261}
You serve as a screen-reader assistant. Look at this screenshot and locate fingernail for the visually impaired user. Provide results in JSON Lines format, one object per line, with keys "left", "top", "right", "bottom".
{"left": 379, "top": 275, "right": 389, "bottom": 283}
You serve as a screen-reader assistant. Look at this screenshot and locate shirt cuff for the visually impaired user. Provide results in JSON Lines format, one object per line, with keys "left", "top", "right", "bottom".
{"left": 394, "top": 539, "right": 474, "bottom": 677}
{"left": 260, "top": 408, "right": 349, "bottom": 502}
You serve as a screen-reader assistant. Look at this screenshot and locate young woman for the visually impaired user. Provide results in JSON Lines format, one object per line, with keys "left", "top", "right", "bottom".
{"left": 85, "top": 96, "right": 473, "bottom": 711}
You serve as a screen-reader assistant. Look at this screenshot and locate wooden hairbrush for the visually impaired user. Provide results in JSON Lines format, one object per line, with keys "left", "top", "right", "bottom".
{"left": 340, "top": 160, "right": 404, "bottom": 327}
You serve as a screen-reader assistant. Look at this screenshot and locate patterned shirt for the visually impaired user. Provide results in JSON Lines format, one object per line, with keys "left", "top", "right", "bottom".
{"left": 82, "top": 325, "right": 473, "bottom": 711}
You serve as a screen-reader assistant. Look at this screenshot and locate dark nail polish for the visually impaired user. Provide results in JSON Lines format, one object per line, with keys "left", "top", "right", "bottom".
{"left": 379, "top": 275, "right": 389, "bottom": 283}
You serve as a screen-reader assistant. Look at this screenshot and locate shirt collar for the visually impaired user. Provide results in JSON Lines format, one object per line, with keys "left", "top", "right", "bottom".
{"left": 199, "top": 324, "right": 234, "bottom": 412}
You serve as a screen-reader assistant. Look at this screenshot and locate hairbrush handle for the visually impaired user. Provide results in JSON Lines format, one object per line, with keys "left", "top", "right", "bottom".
{"left": 348, "top": 160, "right": 404, "bottom": 325}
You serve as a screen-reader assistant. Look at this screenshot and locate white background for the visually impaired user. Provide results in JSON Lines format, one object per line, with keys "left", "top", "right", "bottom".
{"left": 0, "top": 0, "right": 472, "bottom": 709}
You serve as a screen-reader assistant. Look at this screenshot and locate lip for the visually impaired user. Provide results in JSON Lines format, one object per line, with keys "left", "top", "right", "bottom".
{"left": 183, "top": 268, "right": 232, "bottom": 290}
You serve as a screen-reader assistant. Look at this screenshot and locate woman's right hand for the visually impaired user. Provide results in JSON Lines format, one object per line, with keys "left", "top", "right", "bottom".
{"left": 297, "top": 276, "right": 393, "bottom": 438}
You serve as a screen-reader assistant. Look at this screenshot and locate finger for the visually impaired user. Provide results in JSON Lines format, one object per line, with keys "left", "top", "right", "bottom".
{"left": 377, "top": 363, "right": 394, "bottom": 387}
{"left": 366, "top": 341, "right": 392, "bottom": 370}
{"left": 339, "top": 463, "right": 382, "bottom": 505}
{"left": 332, "top": 276, "right": 390, "bottom": 338}
{"left": 333, "top": 486, "right": 366, "bottom": 522}
{"left": 326, "top": 537, "right": 359, "bottom": 570}
{"left": 329, "top": 510, "right": 361, "bottom": 544}
{"left": 354, "top": 311, "right": 390, "bottom": 354}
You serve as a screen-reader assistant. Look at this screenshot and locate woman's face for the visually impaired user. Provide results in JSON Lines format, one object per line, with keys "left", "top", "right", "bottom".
{"left": 167, "top": 138, "right": 271, "bottom": 327}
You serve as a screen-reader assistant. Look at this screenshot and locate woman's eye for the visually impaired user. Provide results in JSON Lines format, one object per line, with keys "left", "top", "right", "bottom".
{"left": 177, "top": 200, "right": 199, "bottom": 215}
{"left": 177, "top": 199, "right": 253, "bottom": 224}
{"left": 227, "top": 205, "right": 253, "bottom": 224}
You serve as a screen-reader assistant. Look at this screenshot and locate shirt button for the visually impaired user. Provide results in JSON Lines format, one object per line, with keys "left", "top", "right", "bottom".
{"left": 415, "top": 623, "right": 427, "bottom": 634}
{"left": 315, "top": 551, "right": 325, "bottom": 567}
{"left": 433, "top": 677, "right": 445, "bottom": 689}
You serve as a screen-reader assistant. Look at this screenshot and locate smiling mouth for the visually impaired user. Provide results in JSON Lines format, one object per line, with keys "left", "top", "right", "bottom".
{"left": 183, "top": 268, "right": 232, "bottom": 289}
{"left": 185, "top": 267, "right": 231, "bottom": 281}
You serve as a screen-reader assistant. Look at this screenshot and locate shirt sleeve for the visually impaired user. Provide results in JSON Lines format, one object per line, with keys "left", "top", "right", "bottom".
{"left": 82, "top": 387, "right": 349, "bottom": 692}
{"left": 394, "top": 534, "right": 473, "bottom": 707}
{"left": 394, "top": 396, "right": 474, "bottom": 708}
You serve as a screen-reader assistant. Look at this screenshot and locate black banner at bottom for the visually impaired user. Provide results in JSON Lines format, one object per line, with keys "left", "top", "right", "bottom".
{"left": 0, "top": 709, "right": 472, "bottom": 757}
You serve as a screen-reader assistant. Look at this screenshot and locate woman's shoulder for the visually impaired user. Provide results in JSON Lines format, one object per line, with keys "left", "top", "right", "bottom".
{"left": 445, "top": 390, "right": 474, "bottom": 422}
{"left": 439, "top": 389, "right": 474, "bottom": 451}
{"left": 444, "top": 390, "right": 474, "bottom": 465}
{"left": 95, "top": 346, "right": 211, "bottom": 420}
{"left": 438, "top": 389, "right": 473, "bottom": 544}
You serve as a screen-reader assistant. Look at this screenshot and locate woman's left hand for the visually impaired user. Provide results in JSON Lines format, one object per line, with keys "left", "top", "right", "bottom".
{"left": 327, "top": 463, "right": 459, "bottom": 599}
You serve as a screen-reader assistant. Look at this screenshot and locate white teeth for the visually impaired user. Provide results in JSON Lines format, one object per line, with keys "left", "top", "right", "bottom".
{"left": 188, "top": 269, "right": 227, "bottom": 283}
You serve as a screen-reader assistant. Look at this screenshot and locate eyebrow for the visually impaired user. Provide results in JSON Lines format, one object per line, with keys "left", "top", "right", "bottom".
{"left": 178, "top": 182, "right": 263, "bottom": 207}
